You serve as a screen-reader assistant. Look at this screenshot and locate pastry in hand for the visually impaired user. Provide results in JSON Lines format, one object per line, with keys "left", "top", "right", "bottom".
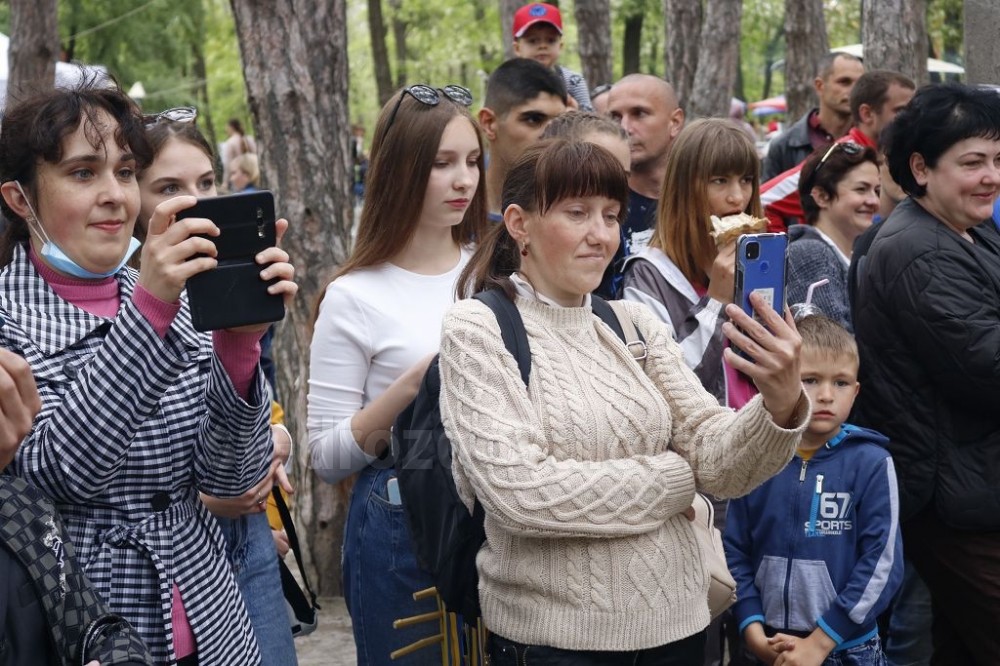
{"left": 709, "top": 212, "right": 768, "bottom": 247}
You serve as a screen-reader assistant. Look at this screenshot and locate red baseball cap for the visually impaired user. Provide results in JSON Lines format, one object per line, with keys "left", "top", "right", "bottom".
{"left": 513, "top": 3, "right": 563, "bottom": 38}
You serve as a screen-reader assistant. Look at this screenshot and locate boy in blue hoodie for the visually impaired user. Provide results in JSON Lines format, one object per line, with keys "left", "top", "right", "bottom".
{"left": 724, "top": 315, "right": 902, "bottom": 665}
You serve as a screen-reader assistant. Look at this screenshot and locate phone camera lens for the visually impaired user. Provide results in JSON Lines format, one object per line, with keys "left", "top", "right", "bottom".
{"left": 746, "top": 241, "right": 760, "bottom": 261}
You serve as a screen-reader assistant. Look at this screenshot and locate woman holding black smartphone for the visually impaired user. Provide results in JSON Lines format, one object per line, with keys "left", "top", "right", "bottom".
{"left": 137, "top": 117, "right": 299, "bottom": 665}
{"left": 0, "top": 81, "right": 296, "bottom": 664}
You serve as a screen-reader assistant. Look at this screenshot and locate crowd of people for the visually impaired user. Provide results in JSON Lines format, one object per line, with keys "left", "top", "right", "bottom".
{"left": 1, "top": 3, "right": 999, "bottom": 665}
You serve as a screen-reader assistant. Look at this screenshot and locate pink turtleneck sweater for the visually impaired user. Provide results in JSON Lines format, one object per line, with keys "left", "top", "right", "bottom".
{"left": 29, "top": 249, "right": 263, "bottom": 658}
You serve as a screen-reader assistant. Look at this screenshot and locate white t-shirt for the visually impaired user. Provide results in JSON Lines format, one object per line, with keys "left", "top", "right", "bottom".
{"left": 307, "top": 248, "right": 472, "bottom": 483}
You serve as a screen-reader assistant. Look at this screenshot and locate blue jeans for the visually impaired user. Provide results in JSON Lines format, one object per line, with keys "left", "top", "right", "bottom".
{"left": 883, "top": 560, "right": 932, "bottom": 666}
{"left": 825, "top": 637, "right": 886, "bottom": 666}
{"left": 343, "top": 465, "right": 439, "bottom": 665}
{"left": 219, "top": 512, "right": 298, "bottom": 666}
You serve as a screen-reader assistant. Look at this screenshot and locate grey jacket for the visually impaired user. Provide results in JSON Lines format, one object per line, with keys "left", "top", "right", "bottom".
{"left": 762, "top": 110, "right": 816, "bottom": 181}
{"left": 786, "top": 224, "right": 853, "bottom": 332}
{"left": 622, "top": 247, "right": 727, "bottom": 403}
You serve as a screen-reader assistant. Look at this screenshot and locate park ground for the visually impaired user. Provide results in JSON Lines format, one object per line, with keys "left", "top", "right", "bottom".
{"left": 295, "top": 597, "right": 357, "bottom": 665}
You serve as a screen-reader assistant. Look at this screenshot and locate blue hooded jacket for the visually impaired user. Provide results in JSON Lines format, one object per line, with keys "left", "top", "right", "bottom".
{"left": 723, "top": 424, "right": 903, "bottom": 650}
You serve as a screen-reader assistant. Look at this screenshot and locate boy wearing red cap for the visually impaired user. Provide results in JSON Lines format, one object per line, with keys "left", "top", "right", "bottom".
{"left": 512, "top": 2, "right": 593, "bottom": 111}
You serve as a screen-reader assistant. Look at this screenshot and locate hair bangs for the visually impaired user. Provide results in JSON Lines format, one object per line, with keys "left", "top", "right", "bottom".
{"left": 536, "top": 141, "right": 629, "bottom": 219}
{"left": 702, "top": 125, "right": 760, "bottom": 180}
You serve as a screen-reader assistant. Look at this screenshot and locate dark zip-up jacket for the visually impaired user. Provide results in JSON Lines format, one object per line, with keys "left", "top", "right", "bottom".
{"left": 853, "top": 197, "right": 1000, "bottom": 528}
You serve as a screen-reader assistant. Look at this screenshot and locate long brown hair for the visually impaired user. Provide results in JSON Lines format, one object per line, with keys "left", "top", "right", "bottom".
{"left": 458, "top": 138, "right": 629, "bottom": 298}
{"left": 333, "top": 88, "right": 487, "bottom": 280}
{"left": 652, "top": 118, "right": 762, "bottom": 287}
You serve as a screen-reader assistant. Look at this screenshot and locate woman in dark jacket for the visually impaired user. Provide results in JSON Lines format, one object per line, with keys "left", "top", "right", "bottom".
{"left": 853, "top": 82, "right": 1000, "bottom": 663}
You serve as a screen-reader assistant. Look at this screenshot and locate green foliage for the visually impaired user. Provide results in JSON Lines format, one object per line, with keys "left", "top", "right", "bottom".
{"left": 610, "top": 0, "right": 663, "bottom": 78}
{"left": 927, "top": 0, "right": 963, "bottom": 60}
{"left": 202, "top": 0, "right": 250, "bottom": 141}
{"left": 60, "top": 0, "right": 201, "bottom": 106}
{"left": 0, "top": 1, "right": 250, "bottom": 146}
{"left": 740, "top": 0, "right": 787, "bottom": 101}
{"left": 0, "top": 0, "right": 965, "bottom": 139}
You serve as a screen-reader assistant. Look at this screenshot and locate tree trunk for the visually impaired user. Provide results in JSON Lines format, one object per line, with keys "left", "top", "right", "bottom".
{"left": 192, "top": 44, "right": 218, "bottom": 158}
{"left": 388, "top": 0, "right": 408, "bottom": 89}
{"left": 663, "top": 0, "right": 701, "bottom": 113}
{"left": 761, "top": 23, "right": 785, "bottom": 100}
{"left": 573, "top": 0, "right": 612, "bottom": 90}
{"left": 965, "top": 0, "right": 1000, "bottom": 84}
{"left": 472, "top": 0, "right": 498, "bottom": 65}
{"left": 863, "top": 0, "right": 927, "bottom": 85}
{"left": 189, "top": 4, "right": 218, "bottom": 152}
{"left": 688, "top": 0, "right": 742, "bottom": 119}
{"left": 499, "top": 0, "right": 521, "bottom": 60}
{"left": 734, "top": 51, "right": 745, "bottom": 103}
{"left": 784, "top": 0, "right": 828, "bottom": 121}
{"left": 368, "top": 0, "right": 395, "bottom": 106}
{"left": 229, "top": 0, "right": 354, "bottom": 597}
{"left": 622, "top": 10, "right": 643, "bottom": 76}
{"left": 7, "top": 0, "right": 59, "bottom": 101}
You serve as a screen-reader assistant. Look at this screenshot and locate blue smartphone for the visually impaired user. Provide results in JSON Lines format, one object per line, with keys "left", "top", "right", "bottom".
{"left": 733, "top": 233, "right": 788, "bottom": 357}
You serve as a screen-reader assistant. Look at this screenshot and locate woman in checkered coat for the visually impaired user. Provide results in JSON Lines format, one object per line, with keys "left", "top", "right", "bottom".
{"left": 0, "top": 84, "right": 297, "bottom": 664}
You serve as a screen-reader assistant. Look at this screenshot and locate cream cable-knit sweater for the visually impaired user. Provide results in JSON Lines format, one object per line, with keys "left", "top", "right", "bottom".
{"left": 439, "top": 295, "right": 808, "bottom": 651}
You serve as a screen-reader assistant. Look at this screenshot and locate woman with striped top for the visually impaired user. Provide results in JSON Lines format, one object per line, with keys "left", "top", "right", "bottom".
{"left": 0, "top": 81, "right": 296, "bottom": 664}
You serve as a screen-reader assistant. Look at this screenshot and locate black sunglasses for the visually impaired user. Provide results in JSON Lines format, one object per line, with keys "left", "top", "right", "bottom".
{"left": 810, "top": 141, "right": 863, "bottom": 184}
{"left": 143, "top": 106, "right": 198, "bottom": 128}
{"left": 386, "top": 85, "right": 474, "bottom": 129}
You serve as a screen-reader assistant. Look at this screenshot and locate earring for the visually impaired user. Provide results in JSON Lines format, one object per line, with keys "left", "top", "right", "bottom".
{"left": 519, "top": 240, "right": 529, "bottom": 257}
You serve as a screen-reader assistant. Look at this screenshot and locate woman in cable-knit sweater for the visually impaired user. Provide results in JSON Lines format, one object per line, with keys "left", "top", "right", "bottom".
{"left": 439, "top": 139, "right": 811, "bottom": 664}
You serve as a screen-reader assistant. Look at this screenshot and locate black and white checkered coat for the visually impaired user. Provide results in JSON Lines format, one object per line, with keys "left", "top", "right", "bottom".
{"left": 0, "top": 245, "right": 272, "bottom": 665}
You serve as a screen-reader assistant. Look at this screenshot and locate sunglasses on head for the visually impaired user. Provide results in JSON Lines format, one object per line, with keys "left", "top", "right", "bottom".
{"left": 810, "top": 141, "right": 863, "bottom": 185}
{"left": 143, "top": 106, "right": 198, "bottom": 128}
{"left": 386, "top": 84, "right": 474, "bottom": 129}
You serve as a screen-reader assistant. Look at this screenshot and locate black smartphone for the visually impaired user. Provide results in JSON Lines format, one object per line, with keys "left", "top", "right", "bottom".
{"left": 176, "top": 190, "right": 286, "bottom": 332}
{"left": 733, "top": 233, "right": 788, "bottom": 358}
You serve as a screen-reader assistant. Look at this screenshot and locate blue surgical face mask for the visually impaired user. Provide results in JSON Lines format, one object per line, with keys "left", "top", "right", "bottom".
{"left": 15, "top": 181, "right": 140, "bottom": 279}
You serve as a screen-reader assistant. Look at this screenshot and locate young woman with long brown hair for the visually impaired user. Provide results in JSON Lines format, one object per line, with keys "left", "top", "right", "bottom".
{"left": 623, "top": 118, "right": 763, "bottom": 408}
{"left": 307, "top": 84, "right": 486, "bottom": 665}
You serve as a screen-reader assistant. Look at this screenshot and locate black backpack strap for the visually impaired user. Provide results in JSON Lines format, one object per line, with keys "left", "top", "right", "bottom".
{"left": 272, "top": 487, "right": 319, "bottom": 610}
{"left": 473, "top": 289, "right": 531, "bottom": 386}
